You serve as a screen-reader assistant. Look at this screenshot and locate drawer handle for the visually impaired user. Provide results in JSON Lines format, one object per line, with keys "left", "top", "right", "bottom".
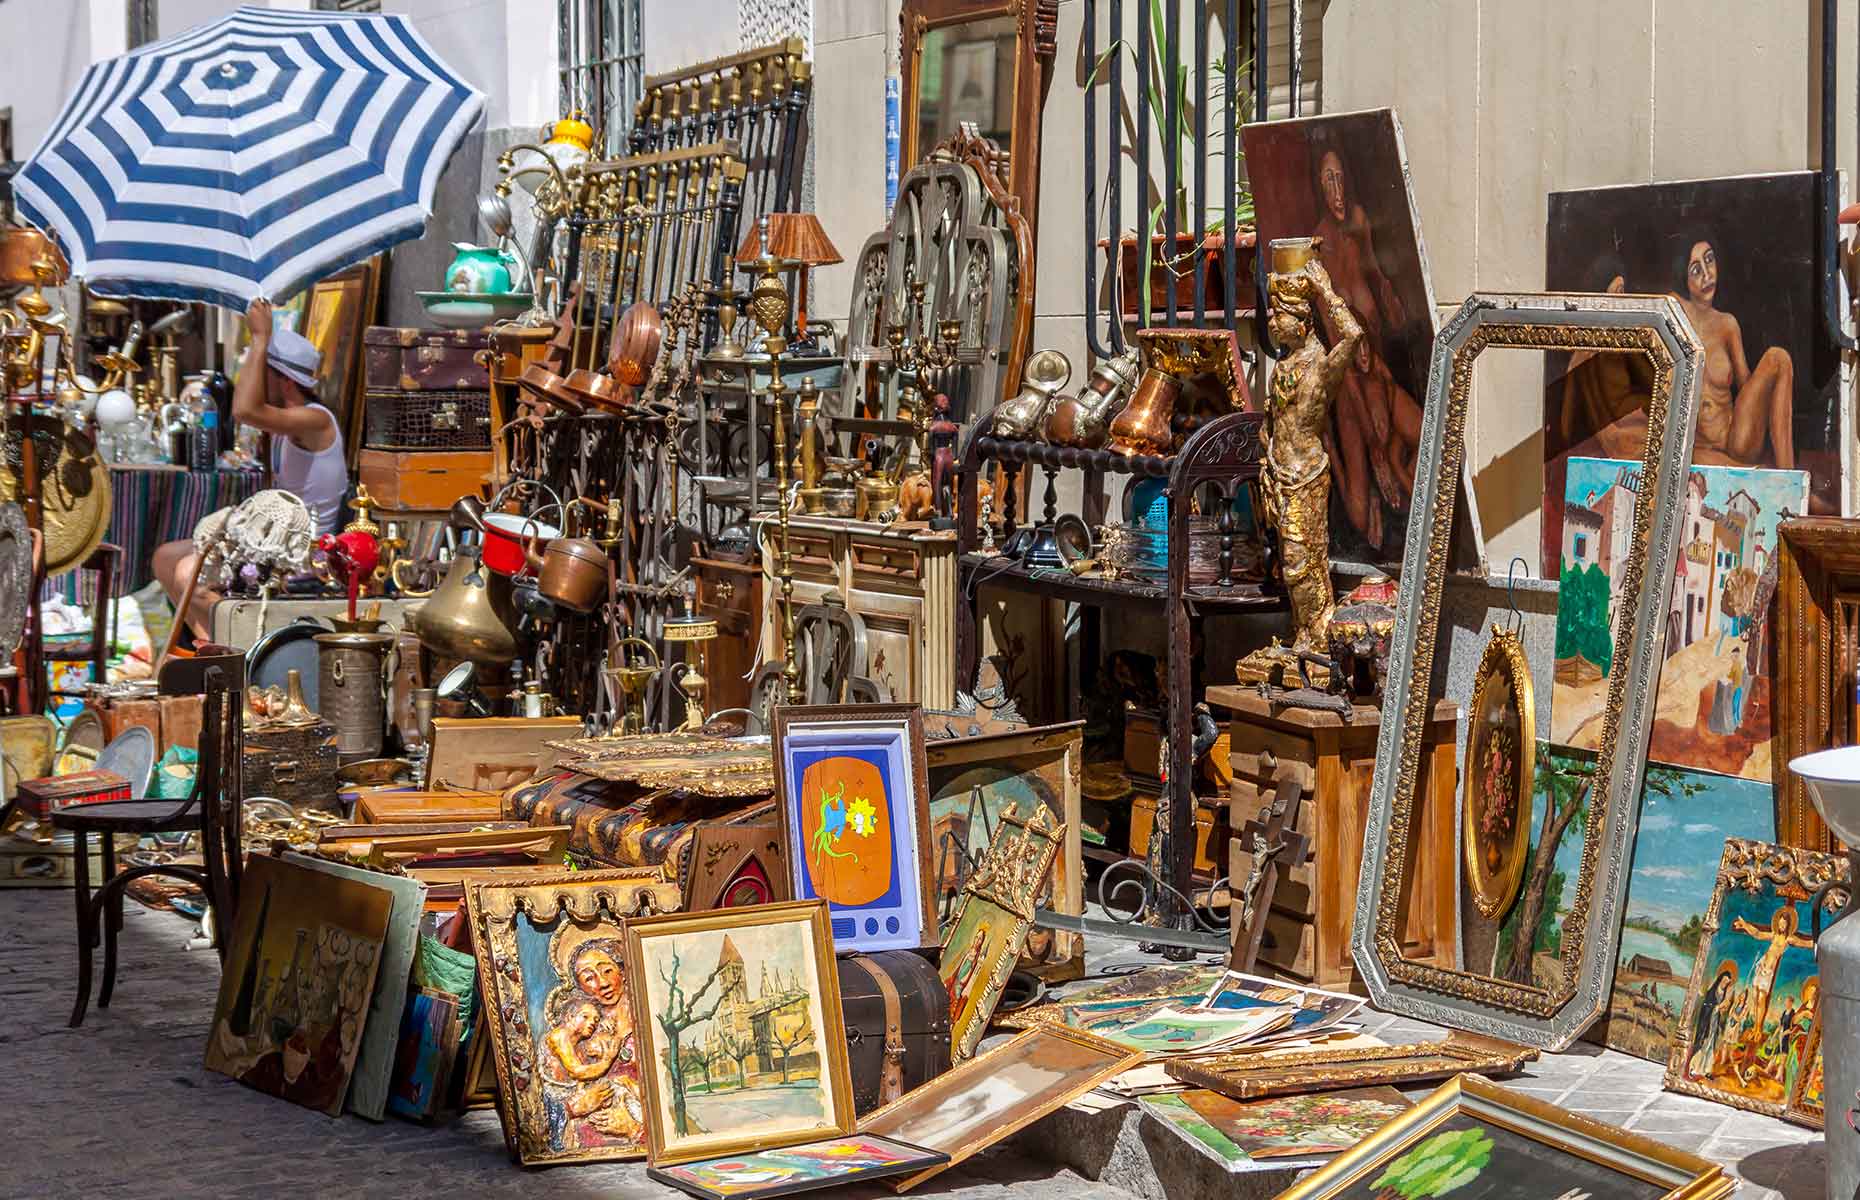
{"left": 713, "top": 580, "right": 735, "bottom": 602}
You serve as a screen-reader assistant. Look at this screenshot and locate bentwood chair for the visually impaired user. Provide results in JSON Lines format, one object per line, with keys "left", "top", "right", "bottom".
{"left": 51, "top": 653, "right": 245, "bottom": 1026}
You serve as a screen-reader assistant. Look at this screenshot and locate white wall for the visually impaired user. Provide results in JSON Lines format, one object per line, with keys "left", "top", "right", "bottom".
{"left": 646, "top": 1, "right": 742, "bottom": 78}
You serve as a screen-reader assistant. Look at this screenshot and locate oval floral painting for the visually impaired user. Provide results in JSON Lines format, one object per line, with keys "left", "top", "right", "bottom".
{"left": 1463, "top": 625, "right": 1534, "bottom": 922}
{"left": 798, "top": 754, "right": 893, "bottom": 906}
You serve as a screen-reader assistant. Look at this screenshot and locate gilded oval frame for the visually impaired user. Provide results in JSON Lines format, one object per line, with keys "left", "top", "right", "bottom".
{"left": 1462, "top": 624, "right": 1535, "bottom": 922}
{"left": 1349, "top": 293, "right": 1703, "bottom": 1050}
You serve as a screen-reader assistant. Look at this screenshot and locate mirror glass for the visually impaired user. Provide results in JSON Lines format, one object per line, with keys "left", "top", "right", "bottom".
{"left": 1353, "top": 294, "right": 1703, "bottom": 1049}
{"left": 915, "top": 16, "right": 1018, "bottom": 156}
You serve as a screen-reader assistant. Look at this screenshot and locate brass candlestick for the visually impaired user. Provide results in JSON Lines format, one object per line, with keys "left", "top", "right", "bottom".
{"left": 663, "top": 599, "right": 720, "bottom": 731}
{"left": 795, "top": 376, "right": 824, "bottom": 514}
{"left": 746, "top": 235, "right": 802, "bottom": 706}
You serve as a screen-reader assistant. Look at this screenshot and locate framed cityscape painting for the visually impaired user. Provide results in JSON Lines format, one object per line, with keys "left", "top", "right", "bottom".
{"left": 771, "top": 704, "right": 935, "bottom": 953}
{"left": 1278, "top": 1075, "right": 1732, "bottom": 1199}
{"left": 205, "top": 854, "right": 393, "bottom": 1116}
{"left": 1595, "top": 766, "right": 1773, "bottom": 1063}
{"left": 1664, "top": 838, "right": 1846, "bottom": 1127}
{"left": 624, "top": 900, "right": 856, "bottom": 1166}
{"left": 1550, "top": 457, "right": 1808, "bottom": 781}
{"left": 463, "top": 867, "right": 681, "bottom": 1165}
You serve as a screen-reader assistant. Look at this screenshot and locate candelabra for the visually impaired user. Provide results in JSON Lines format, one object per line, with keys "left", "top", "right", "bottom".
{"left": 745, "top": 230, "right": 803, "bottom": 705}
{"left": 886, "top": 277, "right": 961, "bottom": 481}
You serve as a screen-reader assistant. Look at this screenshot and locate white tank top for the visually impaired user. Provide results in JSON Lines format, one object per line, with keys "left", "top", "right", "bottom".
{"left": 271, "top": 403, "right": 347, "bottom": 534}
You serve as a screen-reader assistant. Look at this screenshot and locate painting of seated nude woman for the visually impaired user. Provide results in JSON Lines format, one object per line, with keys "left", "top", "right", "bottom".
{"left": 1542, "top": 172, "right": 1841, "bottom": 575}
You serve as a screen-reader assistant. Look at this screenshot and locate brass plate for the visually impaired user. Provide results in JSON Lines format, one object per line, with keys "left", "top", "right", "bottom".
{"left": 1, "top": 417, "right": 109, "bottom": 577}
{"left": 1463, "top": 625, "right": 1535, "bottom": 921}
{"left": 0, "top": 502, "right": 30, "bottom": 655}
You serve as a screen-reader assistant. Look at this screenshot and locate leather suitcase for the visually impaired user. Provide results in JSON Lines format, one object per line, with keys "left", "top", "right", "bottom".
{"left": 363, "top": 327, "right": 492, "bottom": 391}
{"left": 835, "top": 950, "right": 951, "bottom": 1115}
{"left": 358, "top": 448, "right": 490, "bottom": 513}
{"left": 208, "top": 597, "right": 425, "bottom": 651}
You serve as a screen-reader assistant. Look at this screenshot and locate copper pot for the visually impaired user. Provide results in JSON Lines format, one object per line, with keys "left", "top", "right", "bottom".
{"left": 1106, "top": 367, "right": 1181, "bottom": 457}
{"left": 1047, "top": 349, "right": 1140, "bottom": 448}
{"left": 0, "top": 229, "right": 68, "bottom": 291}
{"left": 609, "top": 301, "right": 663, "bottom": 386}
{"left": 522, "top": 533, "right": 610, "bottom": 614}
{"left": 410, "top": 552, "right": 518, "bottom": 665}
{"left": 518, "top": 362, "right": 583, "bottom": 414}
{"left": 564, "top": 368, "right": 624, "bottom": 412}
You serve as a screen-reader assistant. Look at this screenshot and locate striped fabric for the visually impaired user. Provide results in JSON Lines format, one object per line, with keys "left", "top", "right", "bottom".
{"left": 42, "top": 465, "right": 265, "bottom": 604}
{"left": 14, "top": 6, "right": 483, "bottom": 311}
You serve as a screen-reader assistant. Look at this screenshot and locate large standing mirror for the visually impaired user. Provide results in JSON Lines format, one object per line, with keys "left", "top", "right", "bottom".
{"left": 901, "top": 0, "right": 1056, "bottom": 243}
{"left": 1352, "top": 293, "right": 1703, "bottom": 1049}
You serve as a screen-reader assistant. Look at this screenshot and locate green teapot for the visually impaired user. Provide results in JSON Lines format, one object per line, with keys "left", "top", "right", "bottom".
{"left": 445, "top": 242, "right": 523, "bottom": 295}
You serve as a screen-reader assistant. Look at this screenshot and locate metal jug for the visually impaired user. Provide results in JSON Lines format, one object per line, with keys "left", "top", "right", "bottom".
{"left": 314, "top": 631, "right": 394, "bottom": 763}
{"left": 409, "top": 551, "right": 518, "bottom": 665}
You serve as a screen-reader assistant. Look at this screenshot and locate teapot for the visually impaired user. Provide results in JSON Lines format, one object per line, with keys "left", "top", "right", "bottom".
{"left": 445, "top": 243, "right": 524, "bottom": 295}
{"left": 410, "top": 551, "right": 518, "bottom": 665}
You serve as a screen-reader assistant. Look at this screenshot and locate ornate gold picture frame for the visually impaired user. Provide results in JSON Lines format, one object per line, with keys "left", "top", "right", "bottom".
{"left": 1352, "top": 293, "right": 1703, "bottom": 1049}
{"left": 1463, "top": 625, "right": 1535, "bottom": 921}
{"left": 1164, "top": 1031, "right": 1538, "bottom": 1101}
{"left": 463, "top": 867, "right": 679, "bottom": 1165}
{"left": 942, "top": 802, "right": 1063, "bottom": 1061}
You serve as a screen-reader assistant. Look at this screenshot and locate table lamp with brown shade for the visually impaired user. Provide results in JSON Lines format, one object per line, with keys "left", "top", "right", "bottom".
{"left": 736, "top": 212, "right": 842, "bottom": 347}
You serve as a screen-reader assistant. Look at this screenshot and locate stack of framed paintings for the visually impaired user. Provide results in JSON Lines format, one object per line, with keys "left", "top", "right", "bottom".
{"left": 463, "top": 867, "right": 680, "bottom": 1164}
{"left": 770, "top": 705, "right": 935, "bottom": 954}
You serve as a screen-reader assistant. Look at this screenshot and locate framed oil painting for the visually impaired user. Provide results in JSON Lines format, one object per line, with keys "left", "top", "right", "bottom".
{"left": 1166, "top": 1032, "right": 1538, "bottom": 1103}
{"left": 1464, "top": 627, "right": 1534, "bottom": 921}
{"left": 463, "top": 867, "right": 680, "bottom": 1165}
{"left": 1663, "top": 838, "right": 1846, "bottom": 1127}
{"left": 298, "top": 255, "right": 383, "bottom": 472}
{"left": 1544, "top": 171, "right": 1845, "bottom": 579}
{"left": 624, "top": 900, "right": 856, "bottom": 1166}
{"left": 1241, "top": 107, "right": 1441, "bottom": 566}
{"left": 1553, "top": 458, "right": 1807, "bottom": 781}
{"left": 924, "top": 720, "right": 1083, "bottom": 972}
{"left": 1278, "top": 1075, "right": 1733, "bottom": 1200}
{"left": 857, "top": 1024, "right": 1142, "bottom": 1192}
{"left": 205, "top": 854, "right": 393, "bottom": 1116}
{"left": 941, "top": 802, "right": 1063, "bottom": 1060}
{"left": 771, "top": 705, "right": 935, "bottom": 953}
{"left": 1773, "top": 517, "right": 1860, "bottom": 850}
{"left": 386, "top": 987, "right": 461, "bottom": 1123}
{"left": 647, "top": 1133, "right": 948, "bottom": 1199}
{"left": 1594, "top": 766, "right": 1773, "bottom": 1063}
{"left": 1153, "top": 1086, "right": 1412, "bottom": 1161}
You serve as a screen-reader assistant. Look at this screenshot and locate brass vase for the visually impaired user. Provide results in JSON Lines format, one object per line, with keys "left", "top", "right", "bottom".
{"left": 1105, "top": 368, "right": 1181, "bottom": 457}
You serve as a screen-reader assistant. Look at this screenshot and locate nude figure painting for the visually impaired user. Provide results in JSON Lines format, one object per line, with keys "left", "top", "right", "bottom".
{"left": 1242, "top": 108, "right": 1442, "bottom": 566}
{"left": 1542, "top": 172, "right": 1843, "bottom": 576}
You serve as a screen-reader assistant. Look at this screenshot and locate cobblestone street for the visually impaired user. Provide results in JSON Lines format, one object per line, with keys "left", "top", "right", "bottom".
{"left": 0, "top": 889, "right": 1826, "bottom": 1199}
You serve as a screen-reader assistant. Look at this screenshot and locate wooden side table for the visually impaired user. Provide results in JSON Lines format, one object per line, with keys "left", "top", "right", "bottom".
{"left": 1206, "top": 685, "right": 1459, "bottom": 992}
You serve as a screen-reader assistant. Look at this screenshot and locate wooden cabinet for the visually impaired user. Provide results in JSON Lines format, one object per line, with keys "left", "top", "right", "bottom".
{"left": 752, "top": 516, "right": 958, "bottom": 708}
{"left": 692, "top": 555, "right": 763, "bottom": 715}
{"left": 1206, "top": 685, "right": 1459, "bottom": 992}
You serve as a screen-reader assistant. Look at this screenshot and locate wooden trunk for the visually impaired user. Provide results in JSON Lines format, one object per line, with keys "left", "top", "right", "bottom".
{"left": 357, "top": 448, "right": 491, "bottom": 514}
{"left": 834, "top": 950, "right": 952, "bottom": 1115}
{"left": 1207, "top": 685, "right": 1459, "bottom": 991}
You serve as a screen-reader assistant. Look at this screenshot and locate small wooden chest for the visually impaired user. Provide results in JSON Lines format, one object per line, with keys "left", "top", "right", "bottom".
{"left": 1206, "top": 685, "right": 1459, "bottom": 991}
{"left": 15, "top": 769, "right": 130, "bottom": 819}
{"left": 835, "top": 950, "right": 951, "bottom": 1115}
{"left": 357, "top": 448, "right": 491, "bottom": 513}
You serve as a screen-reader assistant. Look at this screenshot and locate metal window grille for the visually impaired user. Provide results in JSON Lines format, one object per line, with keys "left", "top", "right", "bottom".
{"left": 559, "top": 0, "right": 645, "bottom": 156}
{"left": 127, "top": 0, "right": 157, "bottom": 47}
{"left": 313, "top": 0, "right": 383, "bottom": 10}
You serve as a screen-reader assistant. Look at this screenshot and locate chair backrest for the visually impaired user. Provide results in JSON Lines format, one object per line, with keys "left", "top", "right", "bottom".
{"left": 792, "top": 597, "right": 868, "bottom": 706}
{"left": 163, "top": 653, "right": 246, "bottom": 935}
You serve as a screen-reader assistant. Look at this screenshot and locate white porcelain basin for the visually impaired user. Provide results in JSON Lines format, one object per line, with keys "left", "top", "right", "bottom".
{"left": 1789, "top": 745, "right": 1860, "bottom": 846}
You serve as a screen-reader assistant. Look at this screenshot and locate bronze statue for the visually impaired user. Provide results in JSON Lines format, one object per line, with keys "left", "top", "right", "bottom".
{"left": 1260, "top": 241, "right": 1361, "bottom": 654}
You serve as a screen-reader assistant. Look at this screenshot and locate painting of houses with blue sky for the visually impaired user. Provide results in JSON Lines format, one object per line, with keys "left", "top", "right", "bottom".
{"left": 1551, "top": 457, "right": 1807, "bottom": 781}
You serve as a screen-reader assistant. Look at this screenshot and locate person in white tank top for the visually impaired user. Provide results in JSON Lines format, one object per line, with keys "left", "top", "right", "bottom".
{"left": 154, "top": 298, "right": 346, "bottom": 640}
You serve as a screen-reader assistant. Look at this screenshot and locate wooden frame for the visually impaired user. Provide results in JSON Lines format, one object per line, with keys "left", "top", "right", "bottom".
{"left": 1774, "top": 516, "right": 1860, "bottom": 850}
{"left": 1353, "top": 293, "right": 1703, "bottom": 1050}
{"left": 462, "top": 867, "right": 679, "bottom": 1165}
{"left": 770, "top": 704, "right": 936, "bottom": 953}
{"left": 647, "top": 1134, "right": 948, "bottom": 1199}
{"left": 900, "top": 0, "right": 1056, "bottom": 245}
{"left": 1663, "top": 837, "right": 1846, "bottom": 1128}
{"left": 1276, "top": 1075, "right": 1733, "bottom": 1200}
{"left": 857, "top": 1024, "right": 1141, "bottom": 1193}
{"left": 1164, "top": 1032, "right": 1538, "bottom": 1102}
{"left": 298, "top": 255, "right": 383, "bottom": 473}
{"left": 624, "top": 900, "right": 857, "bottom": 1167}
{"left": 924, "top": 719, "right": 1083, "bottom": 972}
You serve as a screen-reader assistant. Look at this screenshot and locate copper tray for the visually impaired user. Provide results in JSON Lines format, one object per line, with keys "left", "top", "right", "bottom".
{"left": 563, "top": 367, "right": 627, "bottom": 413}
{"left": 516, "top": 363, "right": 584, "bottom": 414}
{"left": 608, "top": 301, "right": 663, "bottom": 385}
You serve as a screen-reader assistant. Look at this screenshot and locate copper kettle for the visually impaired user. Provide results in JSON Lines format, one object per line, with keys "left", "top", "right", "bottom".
{"left": 523, "top": 531, "right": 610, "bottom": 613}
{"left": 1106, "top": 366, "right": 1182, "bottom": 457}
{"left": 409, "top": 551, "right": 518, "bottom": 665}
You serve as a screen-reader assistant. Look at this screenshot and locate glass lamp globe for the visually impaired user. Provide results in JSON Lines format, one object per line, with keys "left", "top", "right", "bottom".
{"left": 94, "top": 387, "right": 135, "bottom": 429}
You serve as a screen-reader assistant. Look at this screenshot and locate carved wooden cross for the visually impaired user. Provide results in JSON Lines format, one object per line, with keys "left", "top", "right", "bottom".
{"left": 1231, "top": 759, "right": 1309, "bottom": 973}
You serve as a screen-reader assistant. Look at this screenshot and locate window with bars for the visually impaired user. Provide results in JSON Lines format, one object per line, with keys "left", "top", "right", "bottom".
{"left": 559, "top": 0, "right": 644, "bottom": 156}
{"left": 314, "top": 0, "right": 384, "bottom": 10}
{"left": 127, "top": 0, "right": 158, "bottom": 47}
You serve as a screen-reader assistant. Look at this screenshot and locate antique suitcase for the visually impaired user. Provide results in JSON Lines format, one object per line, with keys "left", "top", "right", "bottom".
{"left": 357, "top": 448, "right": 491, "bottom": 513}
{"left": 242, "top": 720, "right": 341, "bottom": 811}
{"left": 363, "top": 327, "right": 492, "bottom": 391}
{"left": 834, "top": 950, "right": 951, "bottom": 1115}
{"left": 15, "top": 769, "right": 131, "bottom": 819}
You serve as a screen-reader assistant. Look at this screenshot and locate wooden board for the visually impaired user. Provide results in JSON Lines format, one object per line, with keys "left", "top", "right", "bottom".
{"left": 424, "top": 716, "right": 580, "bottom": 791}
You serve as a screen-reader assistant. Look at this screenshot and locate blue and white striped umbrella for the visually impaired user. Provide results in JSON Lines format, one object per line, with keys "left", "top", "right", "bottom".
{"left": 13, "top": 5, "right": 483, "bottom": 311}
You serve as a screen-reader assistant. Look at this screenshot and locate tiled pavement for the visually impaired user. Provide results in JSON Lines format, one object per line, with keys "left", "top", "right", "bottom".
{"left": 0, "top": 892, "right": 1825, "bottom": 1198}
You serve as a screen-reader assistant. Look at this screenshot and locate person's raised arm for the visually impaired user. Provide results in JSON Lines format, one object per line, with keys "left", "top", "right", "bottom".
{"left": 231, "top": 298, "right": 330, "bottom": 445}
